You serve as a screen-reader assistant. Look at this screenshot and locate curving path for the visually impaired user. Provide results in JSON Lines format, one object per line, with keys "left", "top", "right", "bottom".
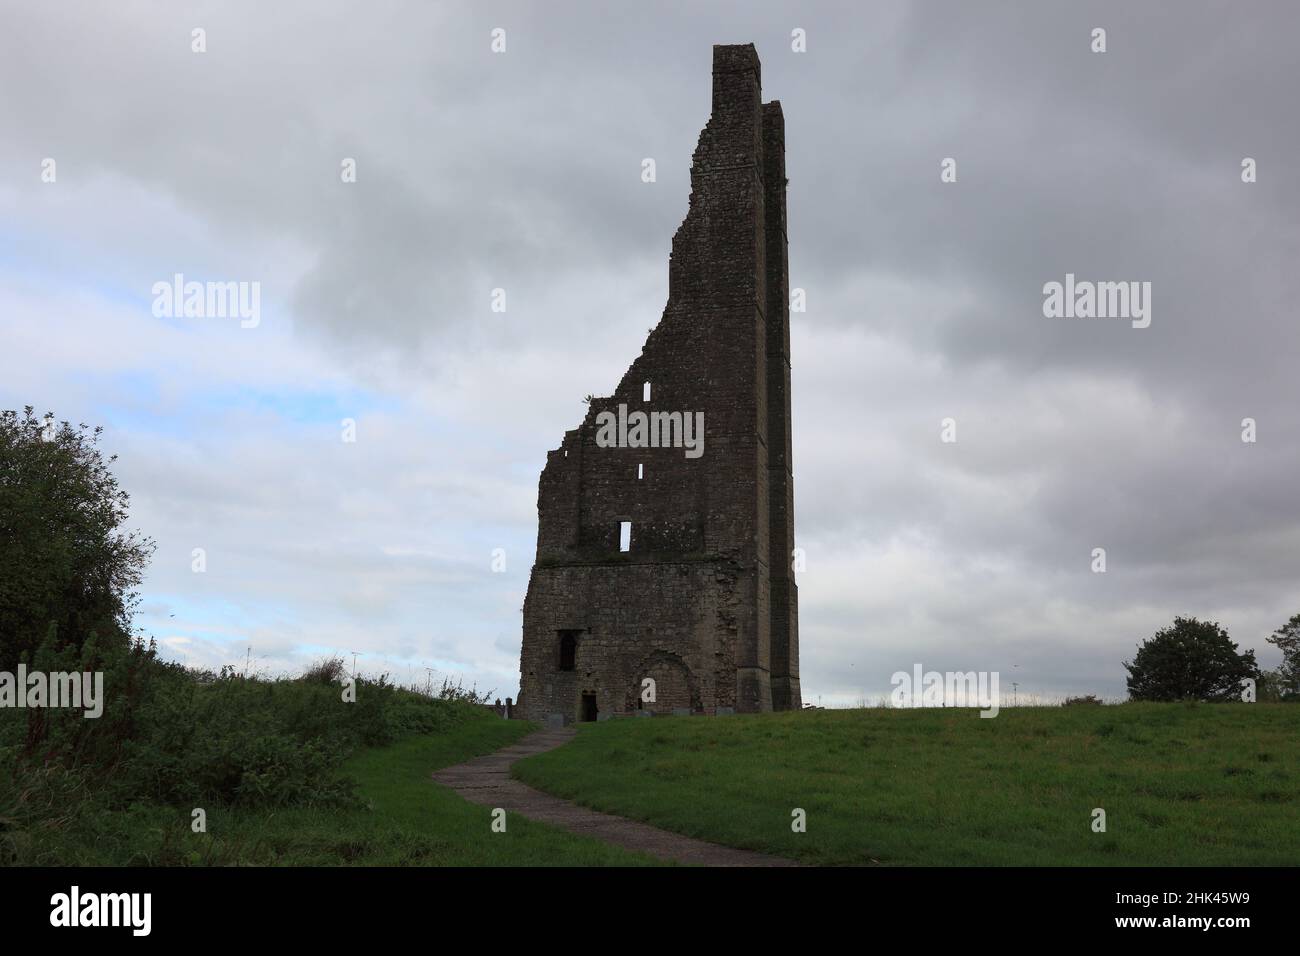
{"left": 431, "top": 727, "right": 797, "bottom": 867}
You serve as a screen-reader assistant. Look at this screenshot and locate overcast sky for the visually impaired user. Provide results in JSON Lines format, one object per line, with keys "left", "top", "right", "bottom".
{"left": 3, "top": 1, "right": 1297, "bottom": 705}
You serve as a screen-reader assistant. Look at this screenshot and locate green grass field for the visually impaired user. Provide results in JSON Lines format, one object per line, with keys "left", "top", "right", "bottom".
{"left": 13, "top": 708, "right": 654, "bottom": 866}
{"left": 513, "top": 703, "right": 1300, "bottom": 866}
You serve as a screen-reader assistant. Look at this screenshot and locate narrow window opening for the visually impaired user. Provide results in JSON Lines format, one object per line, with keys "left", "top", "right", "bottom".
{"left": 643, "top": 381, "right": 651, "bottom": 402}
{"left": 558, "top": 630, "right": 578, "bottom": 671}
{"left": 618, "top": 521, "right": 632, "bottom": 552}
{"left": 637, "top": 463, "right": 644, "bottom": 480}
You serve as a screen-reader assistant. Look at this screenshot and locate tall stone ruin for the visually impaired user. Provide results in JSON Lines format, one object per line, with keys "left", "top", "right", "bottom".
{"left": 517, "top": 44, "right": 799, "bottom": 723}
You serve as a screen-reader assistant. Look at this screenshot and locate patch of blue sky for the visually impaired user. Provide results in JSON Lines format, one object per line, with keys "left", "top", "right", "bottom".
{"left": 135, "top": 598, "right": 260, "bottom": 650}
{"left": 139, "top": 595, "right": 308, "bottom": 664}
{"left": 198, "top": 386, "right": 400, "bottom": 427}
{"left": 0, "top": 235, "right": 162, "bottom": 305}
{"left": 0, "top": 231, "right": 280, "bottom": 328}
{"left": 138, "top": 593, "right": 266, "bottom": 633}
{"left": 87, "top": 274, "right": 165, "bottom": 313}
{"left": 67, "top": 370, "right": 193, "bottom": 441}
{"left": 0, "top": 246, "right": 99, "bottom": 296}
{"left": 77, "top": 367, "right": 403, "bottom": 436}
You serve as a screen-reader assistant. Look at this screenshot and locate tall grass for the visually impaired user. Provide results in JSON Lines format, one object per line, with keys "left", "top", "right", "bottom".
{"left": 0, "top": 640, "right": 492, "bottom": 864}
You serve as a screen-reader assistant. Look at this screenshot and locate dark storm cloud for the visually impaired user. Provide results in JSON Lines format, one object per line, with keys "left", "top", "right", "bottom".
{"left": 2, "top": 0, "right": 1297, "bottom": 702}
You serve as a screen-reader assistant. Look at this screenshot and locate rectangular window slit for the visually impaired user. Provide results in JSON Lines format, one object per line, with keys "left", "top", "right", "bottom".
{"left": 558, "top": 631, "right": 578, "bottom": 671}
{"left": 619, "top": 521, "right": 632, "bottom": 552}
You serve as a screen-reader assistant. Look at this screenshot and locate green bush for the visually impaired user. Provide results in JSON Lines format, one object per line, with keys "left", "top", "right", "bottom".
{"left": 1, "top": 409, "right": 499, "bottom": 863}
{"left": 0, "top": 407, "right": 154, "bottom": 666}
{"left": 1124, "top": 617, "right": 1259, "bottom": 702}
{"left": 0, "top": 637, "right": 480, "bottom": 860}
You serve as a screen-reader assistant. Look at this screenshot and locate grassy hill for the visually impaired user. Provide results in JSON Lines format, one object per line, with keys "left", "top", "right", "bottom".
{"left": 10, "top": 657, "right": 1294, "bottom": 867}
{"left": 126, "top": 710, "right": 656, "bottom": 866}
{"left": 512, "top": 703, "right": 1300, "bottom": 866}
{"left": 0, "top": 660, "right": 654, "bottom": 866}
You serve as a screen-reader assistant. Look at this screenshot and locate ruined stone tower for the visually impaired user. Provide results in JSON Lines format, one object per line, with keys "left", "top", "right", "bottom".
{"left": 517, "top": 44, "right": 799, "bottom": 723}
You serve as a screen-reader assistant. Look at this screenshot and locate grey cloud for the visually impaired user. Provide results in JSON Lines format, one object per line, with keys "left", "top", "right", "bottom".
{"left": 3, "top": 0, "right": 1297, "bottom": 704}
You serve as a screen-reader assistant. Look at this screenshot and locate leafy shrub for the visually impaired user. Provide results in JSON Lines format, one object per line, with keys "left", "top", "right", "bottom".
{"left": 0, "top": 633, "right": 478, "bottom": 856}
{"left": 1124, "top": 617, "right": 1259, "bottom": 702}
{"left": 0, "top": 408, "right": 491, "bottom": 861}
{"left": 0, "top": 407, "right": 154, "bottom": 665}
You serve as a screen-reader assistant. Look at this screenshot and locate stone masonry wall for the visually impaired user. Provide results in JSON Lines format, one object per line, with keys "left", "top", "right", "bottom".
{"left": 518, "top": 44, "right": 799, "bottom": 724}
